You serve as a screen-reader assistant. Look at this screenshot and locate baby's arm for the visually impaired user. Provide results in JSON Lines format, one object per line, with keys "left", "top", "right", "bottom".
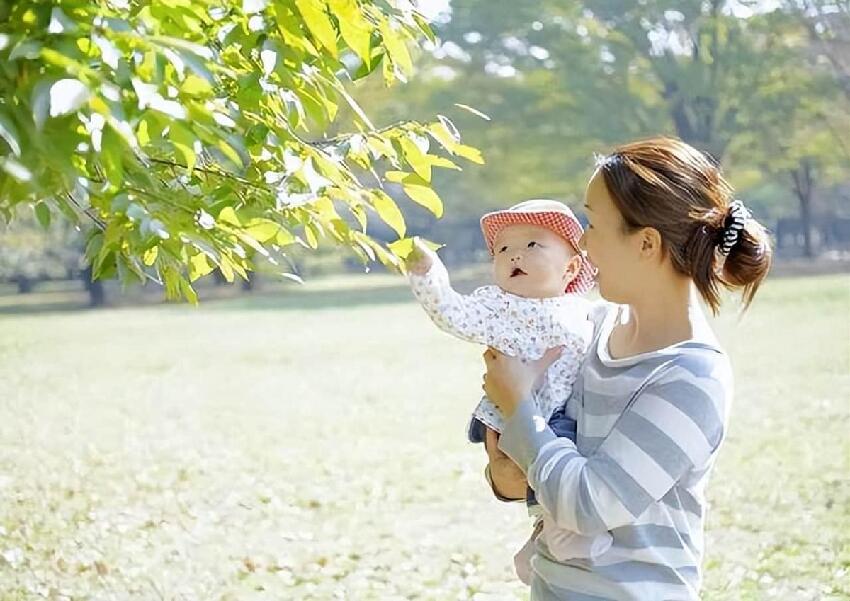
{"left": 405, "top": 239, "right": 495, "bottom": 345}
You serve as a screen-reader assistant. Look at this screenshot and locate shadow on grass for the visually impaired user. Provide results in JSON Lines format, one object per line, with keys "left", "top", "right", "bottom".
{"left": 204, "top": 285, "right": 413, "bottom": 311}
{"left": 0, "top": 290, "right": 93, "bottom": 316}
{"left": 0, "top": 277, "right": 488, "bottom": 316}
{"left": 204, "top": 277, "right": 486, "bottom": 312}
{"left": 0, "top": 300, "right": 93, "bottom": 316}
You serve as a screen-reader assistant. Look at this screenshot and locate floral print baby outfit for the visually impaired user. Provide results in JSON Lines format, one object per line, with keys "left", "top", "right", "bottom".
{"left": 409, "top": 257, "right": 592, "bottom": 434}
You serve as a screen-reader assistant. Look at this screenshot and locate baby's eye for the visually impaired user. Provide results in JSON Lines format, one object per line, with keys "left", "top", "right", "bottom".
{"left": 527, "top": 241, "right": 538, "bottom": 248}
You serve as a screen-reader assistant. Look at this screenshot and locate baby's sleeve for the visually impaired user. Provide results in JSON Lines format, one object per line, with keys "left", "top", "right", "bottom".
{"left": 541, "top": 332, "right": 588, "bottom": 419}
{"left": 408, "top": 255, "right": 495, "bottom": 345}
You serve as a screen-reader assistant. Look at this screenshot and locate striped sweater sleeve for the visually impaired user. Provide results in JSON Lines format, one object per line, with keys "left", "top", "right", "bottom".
{"left": 499, "top": 354, "right": 730, "bottom": 535}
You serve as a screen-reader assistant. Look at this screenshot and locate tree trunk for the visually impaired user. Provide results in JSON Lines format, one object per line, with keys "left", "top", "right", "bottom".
{"left": 791, "top": 159, "right": 815, "bottom": 259}
{"left": 16, "top": 276, "right": 33, "bottom": 294}
{"left": 241, "top": 276, "right": 256, "bottom": 292}
{"left": 82, "top": 265, "right": 106, "bottom": 307}
{"left": 213, "top": 269, "right": 228, "bottom": 286}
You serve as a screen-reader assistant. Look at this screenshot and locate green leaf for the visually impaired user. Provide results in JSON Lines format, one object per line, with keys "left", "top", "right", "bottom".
{"left": 389, "top": 236, "right": 442, "bottom": 262}
{"left": 294, "top": 0, "right": 338, "bottom": 58}
{"left": 216, "top": 138, "right": 244, "bottom": 168}
{"left": 384, "top": 170, "right": 407, "bottom": 183}
{"left": 412, "top": 11, "right": 436, "bottom": 43}
{"left": 169, "top": 122, "right": 196, "bottom": 174}
{"left": 218, "top": 257, "right": 235, "bottom": 283}
{"left": 399, "top": 136, "right": 431, "bottom": 182}
{"left": 182, "top": 74, "right": 213, "bottom": 95}
{"left": 427, "top": 155, "right": 461, "bottom": 171}
{"left": 329, "top": 0, "right": 371, "bottom": 65}
{"left": 163, "top": 265, "right": 181, "bottom": 299}
{"left": 370, "top": 190, "right": 406, "bottom": 237}
{"left": 117, "top": 254, "right": 145, "bottom": 286}
{"left": 427, "top": 121, "right": 460, "bottom": 150}
{"left": 348, "top": 203, "right": 367, "bottom": 230}
{"left": 137, "top": 113, "right": 165, "bottom": 147}
{"left": 246, "top": 219, "right": 280, "bottom": 242}
{"left": 0, "top": 157, "right": 32, "bottom": 182}
{"left": 9, "top": 39, "right": 42, "bottom": 61}
{"left": 34, "top": 202, "right": 51, "bottom": 229}
{"left": 84, "top": 231, "right": 104, "bottom": 264}
{"left": 276, "top": 228, "right": 296, "bottom": 246}
{"left": 143, "top": 246, "right": 159, "bottom": 266}
{"left": 31, "top": 79, "right": 52, "bottom": 131}
{"left": 452, "top": 143, "right": 484, "bottom": 165}
{"left": 303, "top": 223, "right": 319, "bottom": 248}
{"left": 236, "top": 231, "right": 270, "bottom": 257}
{"left": 352, "top": 46, "right": 384, "bottom": 80}
{"left": 398, "top": 172, "right": 443, "bottom": 218}
{"left": 137, "top": 119, "right": 151, "bottom": 147}
{"left": 100, "top": 127, "right": 125, "bottom": 187}
{"left": 453, "top": 103, "right": 491, "bottom": 121}
{"left": 180, "top": 279, "right": 199, "bottom": 305}
{"left": 355, "top": 233, "right": 400, "bottom": 269}
{"left": 0, "top": 111, "right": 22, "bottom": 156}
{"left": 189, "top": 252, "right": 214, "bottom": 281}
{"left": 273, "top": 4, "right": 320, "bottom": 57}
{"left": 378, "top": 17, "right": 413, "bottom": 75}
{"left": 387, "top": 237, "right": 414, "bottom": 258}
{"left": 218, "top": 206, "right": 241, "bottom": 226}
{"left": 281, "top": 272, "right": 304, "bottom": 284}
{"left": 49, "top": 79, "right": 91, "bottom": 117}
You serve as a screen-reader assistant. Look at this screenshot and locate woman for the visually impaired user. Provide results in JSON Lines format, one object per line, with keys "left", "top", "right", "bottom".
{"left": 481, "top": 137, "right": 772, "bottom": 600}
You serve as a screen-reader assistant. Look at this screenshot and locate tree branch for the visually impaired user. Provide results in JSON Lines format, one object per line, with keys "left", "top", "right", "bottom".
{"left": 65, "top": 193, "right": 106, "bottom": 231}
{"left": 145, "top": 158, "right": 271, "bottom": 192}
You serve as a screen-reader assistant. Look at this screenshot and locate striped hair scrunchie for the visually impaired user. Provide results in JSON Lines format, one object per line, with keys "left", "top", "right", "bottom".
{"left": 718, "top": 200, "right": 751, "bottom": 255}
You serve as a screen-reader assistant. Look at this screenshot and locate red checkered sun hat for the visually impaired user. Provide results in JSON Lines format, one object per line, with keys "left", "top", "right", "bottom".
{"left": 480, "top": 199, "right": 597, "bottom": 295}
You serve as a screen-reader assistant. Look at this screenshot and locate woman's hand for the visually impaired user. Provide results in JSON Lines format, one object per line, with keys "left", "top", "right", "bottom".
{"left": 482, "top": 346, "right": 564, "bottom": 419}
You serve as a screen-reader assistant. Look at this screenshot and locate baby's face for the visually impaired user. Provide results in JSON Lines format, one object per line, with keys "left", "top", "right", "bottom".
{"left": 492, "top": 224, "right": 579, "bottom": 298}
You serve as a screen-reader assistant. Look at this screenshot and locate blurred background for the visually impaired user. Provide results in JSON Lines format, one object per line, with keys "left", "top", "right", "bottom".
{"left": 1, "top": 0, "right": 849, "bottom": 307}
{"left": 0, "top": 1, "right": 848, "bottom": 600}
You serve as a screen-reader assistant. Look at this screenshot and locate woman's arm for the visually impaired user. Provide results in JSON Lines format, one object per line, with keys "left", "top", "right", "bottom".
{"left": 499, "top": 359, "right": 730, "bottom": 535}
{"left": 483, "top": 427, "right": 527, "bottom": 501}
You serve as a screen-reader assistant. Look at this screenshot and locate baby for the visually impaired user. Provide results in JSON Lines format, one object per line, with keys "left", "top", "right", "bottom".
{"left": 404, "top": 199, "right": 612, "bottom": 583}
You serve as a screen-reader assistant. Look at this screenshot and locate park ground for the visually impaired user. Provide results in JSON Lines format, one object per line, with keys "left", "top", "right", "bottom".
{"left": 0, "top": 272, "right": 847, "bottom": 600}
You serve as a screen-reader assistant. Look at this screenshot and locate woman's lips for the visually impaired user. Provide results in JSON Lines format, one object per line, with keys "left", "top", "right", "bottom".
{"left": 510, "top": 268, "right": 527, "bottom": 277}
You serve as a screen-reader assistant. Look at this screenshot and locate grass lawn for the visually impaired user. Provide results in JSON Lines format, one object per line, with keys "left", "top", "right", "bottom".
{"left": 0, "top": 272, "right": 847, "bottom": 600}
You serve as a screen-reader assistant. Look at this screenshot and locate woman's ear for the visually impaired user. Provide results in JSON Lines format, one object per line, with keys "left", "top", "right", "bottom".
{"left": 638, "top": 227, "right": 663, "bottom": 260}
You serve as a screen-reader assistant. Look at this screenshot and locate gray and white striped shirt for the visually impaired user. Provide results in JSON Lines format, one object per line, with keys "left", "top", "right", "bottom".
{"left": 500, "top": 302, "right": 732, "bottom": 600}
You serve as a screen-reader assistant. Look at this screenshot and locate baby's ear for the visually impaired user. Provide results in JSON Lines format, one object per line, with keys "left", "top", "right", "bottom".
{"left": 563, "top": 254, "right": 581, "bottom": 280}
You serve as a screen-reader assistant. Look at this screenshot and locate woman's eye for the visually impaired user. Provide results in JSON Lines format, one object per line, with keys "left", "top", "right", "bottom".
{"left": 499, "top": 246, "right": 507, "bottom": 253}
{"left": 527, "top": 241, "right": 537, "bottom": 248}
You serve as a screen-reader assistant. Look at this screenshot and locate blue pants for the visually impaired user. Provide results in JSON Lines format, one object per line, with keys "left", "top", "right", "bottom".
{"left": 468, "top": 404, "right": 576, "bottom": 506}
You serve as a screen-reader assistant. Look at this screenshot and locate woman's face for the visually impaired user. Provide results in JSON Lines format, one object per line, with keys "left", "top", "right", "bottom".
{"left": 580, "top": 171, "right": 644, "bottom": 304}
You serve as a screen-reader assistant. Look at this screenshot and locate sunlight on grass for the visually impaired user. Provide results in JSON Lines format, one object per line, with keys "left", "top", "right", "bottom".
{"left": 0, "top": 273, "right": 847, "bottom": 600}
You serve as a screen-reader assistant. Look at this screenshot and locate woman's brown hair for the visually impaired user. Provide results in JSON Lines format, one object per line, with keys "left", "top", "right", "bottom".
{"left": 595, "top": 136, "right": 772, "bottom": 313}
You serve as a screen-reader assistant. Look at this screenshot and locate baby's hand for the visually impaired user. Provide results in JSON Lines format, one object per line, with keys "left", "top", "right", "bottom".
{"left": 405, "top": 237, "right": 434, "bottom": 275}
